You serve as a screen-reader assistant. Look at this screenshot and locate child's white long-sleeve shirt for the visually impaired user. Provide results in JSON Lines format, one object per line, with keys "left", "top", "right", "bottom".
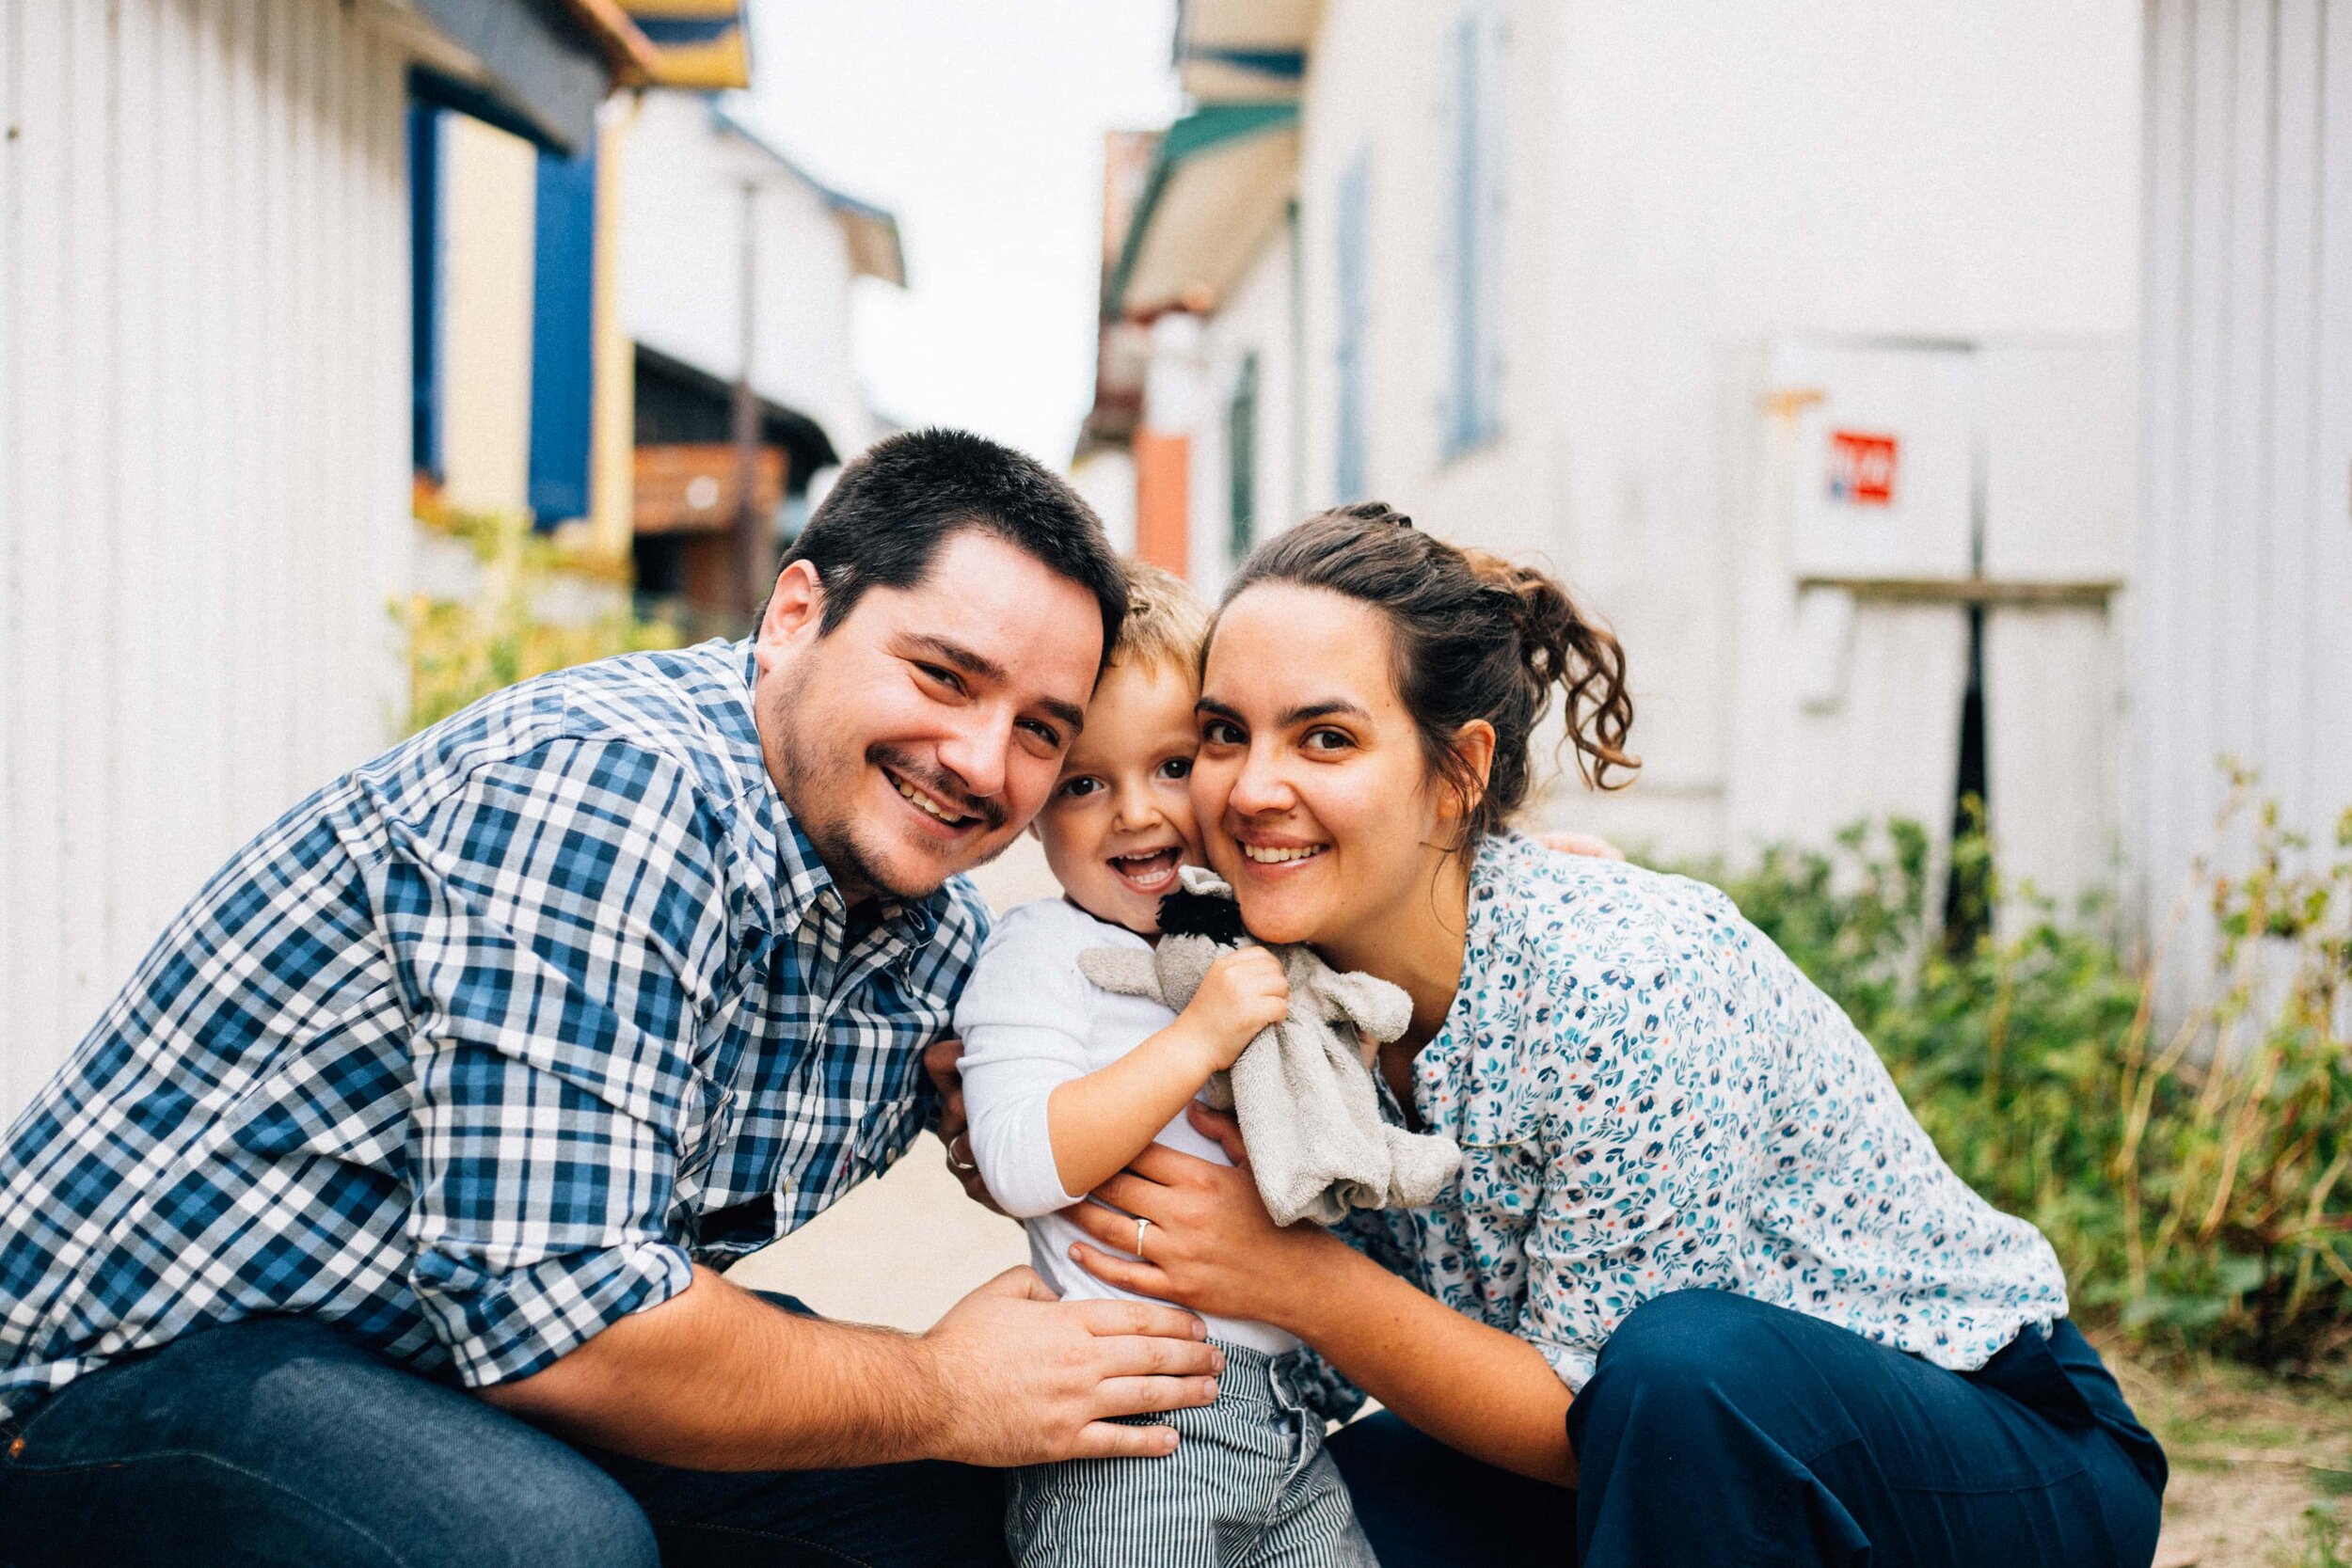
{"left": 952, "top": 897, "right": 1301, "bottom": 1355}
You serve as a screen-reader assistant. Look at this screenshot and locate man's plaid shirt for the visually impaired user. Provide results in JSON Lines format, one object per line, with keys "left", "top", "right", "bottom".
{"left": 0, "top": 640, "right": 989, "bottom": 1419}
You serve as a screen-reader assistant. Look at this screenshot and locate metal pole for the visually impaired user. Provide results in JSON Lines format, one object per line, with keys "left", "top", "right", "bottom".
{"left": 731, "top": 181, "right": 764, "bottom": 621}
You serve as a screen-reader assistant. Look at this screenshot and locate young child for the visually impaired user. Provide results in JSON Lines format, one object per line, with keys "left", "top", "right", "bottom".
{"left": 953, "top": 562, "right": 1379, "bottom": 1568}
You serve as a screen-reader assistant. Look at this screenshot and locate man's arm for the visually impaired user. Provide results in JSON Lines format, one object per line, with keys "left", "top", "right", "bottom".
{"left": 475, "top": 1262, "right": 1224, "bottom": 1471}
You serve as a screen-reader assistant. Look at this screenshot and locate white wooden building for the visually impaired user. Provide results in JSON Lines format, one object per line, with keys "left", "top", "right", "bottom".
{"left": 1101, "top": 1, "right": 2352, "bottom": 955}
{"left": 2133, "top": 0, "right": 2352, "bottom": 978}
{"left": 0, "top": 0, "right": 645, "bottom": 1116}
{"left": 619, "top": 92, "right": 902, "bottom": 482}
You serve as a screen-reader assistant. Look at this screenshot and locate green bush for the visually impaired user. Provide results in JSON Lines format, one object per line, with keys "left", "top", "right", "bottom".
{"left": 1703, "top": 779, "right": 2352, "bottom": 1370}
{"left": 401, "top": 508, "right": 683, "bottom": 734}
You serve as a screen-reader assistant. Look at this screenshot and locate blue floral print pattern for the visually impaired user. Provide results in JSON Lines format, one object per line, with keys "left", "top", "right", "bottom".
{"left": 1335, "top": 832, "right": 2069, "bottom": 1393}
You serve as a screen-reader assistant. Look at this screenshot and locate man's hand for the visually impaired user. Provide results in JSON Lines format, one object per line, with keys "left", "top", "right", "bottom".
{"left": 920, "top": 1267, "right": 1223, "bottom": 1465}
{"left": 477, "top": 1262, "right": 1220, "bottom": 1472}
{"left": 925, "top": 1037, "right": 1000, "bottom": 1212}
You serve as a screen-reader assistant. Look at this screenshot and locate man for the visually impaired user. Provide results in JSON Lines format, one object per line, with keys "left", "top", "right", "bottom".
{"left": 0, "top": 431, "right": 1223, "bottom": 1567}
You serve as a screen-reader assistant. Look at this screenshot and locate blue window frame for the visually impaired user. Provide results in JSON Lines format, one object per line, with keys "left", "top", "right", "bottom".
{"left": 1333, "top": 152, "right": 1371, "bottom": 503}
{"left": 1443, "top": 3, "right": 1504, "bottom": 457}
{"left": 528, "top": 142, "right": 596, "bottom": 526}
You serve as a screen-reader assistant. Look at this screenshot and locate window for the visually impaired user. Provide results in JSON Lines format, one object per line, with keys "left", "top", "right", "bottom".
{"left": 1333, "top": 152, "right": 1371, "bottom": 502}
{"left": 1442, "top": 2, "right": 1504, "bottom": 457}
{"left": 1228, "top": 353, "right": 1259, "bottom": 562}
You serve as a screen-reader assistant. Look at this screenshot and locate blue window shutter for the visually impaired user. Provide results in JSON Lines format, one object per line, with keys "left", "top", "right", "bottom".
{"left": 1333, "top": 152, "right": 1370, "bottom": 502}
{"left": 528, "top": 141, "right": 596, "bottom": 526}
{"left": 1444, "top": 4, "right": 1502, "bottom": 457}
{"left": 1228, "top": 353, "right": 1260, "bottom": 561}
{"left": 406, "top": 103, "right": 445, "bottom": 480}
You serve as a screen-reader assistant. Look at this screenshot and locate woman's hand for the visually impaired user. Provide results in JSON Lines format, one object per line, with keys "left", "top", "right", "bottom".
{"left": 1060, "top": 1104, "right": 1345, "bottom": 1330}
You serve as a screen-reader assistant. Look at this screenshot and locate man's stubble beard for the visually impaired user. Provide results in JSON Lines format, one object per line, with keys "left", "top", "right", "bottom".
{"left": 766, "top": 654, "right": 1016, "bottom": 905}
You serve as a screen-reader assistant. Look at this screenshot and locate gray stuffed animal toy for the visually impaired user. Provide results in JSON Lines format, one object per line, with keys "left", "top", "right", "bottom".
{"left": 1077, "top": 866, "right": 1463, "bottom": 1227}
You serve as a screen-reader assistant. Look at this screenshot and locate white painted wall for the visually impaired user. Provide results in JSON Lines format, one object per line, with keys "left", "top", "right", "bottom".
{"left": 617, "top": 92, "right": 878, "bottom": 469}
{"left": 2135, "top": 0, "right": 2352, "bottom": 980}
{"left": 1068, "top": 447, "right": 1137, "bottom": 555}
{"left": 1188, "top": 218, "right": 1298, "bottom": 600}
{"left": 0, "top": 0, "right": 412, "bottom": 1115}
{"left": 1273, "top": 0, "right": 2143, "bottom": 874}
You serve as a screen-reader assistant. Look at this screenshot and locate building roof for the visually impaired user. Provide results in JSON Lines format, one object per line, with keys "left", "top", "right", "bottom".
{"left": 708, "top": 104, "right": 910, "bottom": 289}
{"left": 633, "top": 341, "right": 840, "bottom": 489}
{"left": 403, "top": 0, "right": 656, "bottom": 153}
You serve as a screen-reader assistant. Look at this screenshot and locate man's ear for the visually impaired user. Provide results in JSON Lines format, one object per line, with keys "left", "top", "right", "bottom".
{"left": 754, "top": 561, "right": 825, "bottom": 673}
{"left": 1439, "top": 719, "right": 1498, "bottom": 826}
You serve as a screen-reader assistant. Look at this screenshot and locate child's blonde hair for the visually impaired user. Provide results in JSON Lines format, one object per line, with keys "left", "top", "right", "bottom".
{"left": 1113, "top": 560, "right": 1209, "bottom": 675}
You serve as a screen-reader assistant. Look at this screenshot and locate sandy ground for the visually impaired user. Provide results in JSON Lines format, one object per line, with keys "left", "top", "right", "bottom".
{"left": 733, "top": 837, "right": 2352, "bottom": 1566}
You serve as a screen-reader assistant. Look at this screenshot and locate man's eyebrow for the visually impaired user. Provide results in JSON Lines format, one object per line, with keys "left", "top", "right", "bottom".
{"left": 904, "top": 633, "right": 1006, "bottom": 685}
{"left": 906, "top": 633, "right": 1086, "bottom": 736}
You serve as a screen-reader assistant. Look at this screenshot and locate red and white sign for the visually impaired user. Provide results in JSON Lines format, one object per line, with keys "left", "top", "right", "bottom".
{"left": 1826, "top": 430, "right": 1899, "bottom": 505}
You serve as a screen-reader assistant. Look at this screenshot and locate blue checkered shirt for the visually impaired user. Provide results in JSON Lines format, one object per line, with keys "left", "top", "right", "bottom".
{"left": 0, "top": 640, "right": 989, "bottom": 1419}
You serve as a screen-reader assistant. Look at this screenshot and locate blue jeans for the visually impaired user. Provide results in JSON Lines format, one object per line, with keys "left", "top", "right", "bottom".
{"left": 1327, "top": 1290, "right": 2167, "bottom": 1567}
{"left": 0, "top": 1299, "right": 1006, "bottom": 1568}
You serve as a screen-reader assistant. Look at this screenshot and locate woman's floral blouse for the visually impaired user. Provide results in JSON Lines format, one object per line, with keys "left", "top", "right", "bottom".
{"left": 1336, "top": 831, "right": 2069, "bottom": 1393}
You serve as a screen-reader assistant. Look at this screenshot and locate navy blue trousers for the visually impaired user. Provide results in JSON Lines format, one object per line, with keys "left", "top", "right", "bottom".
{"left": 0, "top": 1298, "right": 1007, "bottom": 1568}
{"left": 1327, "top": 1289, "right": 2167, "bottom": 1567}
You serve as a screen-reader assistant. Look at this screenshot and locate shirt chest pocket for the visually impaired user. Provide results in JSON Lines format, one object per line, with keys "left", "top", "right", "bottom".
{"left": 1452, "top": 1084, "right": 1548, "bottom": 1225}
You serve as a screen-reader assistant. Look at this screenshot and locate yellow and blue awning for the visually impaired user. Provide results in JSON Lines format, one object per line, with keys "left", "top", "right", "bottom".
{"left": 621, "top": 0, "right": 753, "bottom": 90}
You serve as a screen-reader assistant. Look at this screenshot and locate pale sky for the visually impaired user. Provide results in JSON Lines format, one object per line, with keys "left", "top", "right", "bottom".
{"left": 730, "top": 0, "right": 1183, "bottom": 466}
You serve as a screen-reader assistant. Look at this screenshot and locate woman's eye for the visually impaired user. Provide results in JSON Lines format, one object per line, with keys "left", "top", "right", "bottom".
{"left": 1303, "top": 728, "right": 1353, "bottom": 752}
{"left": 1200, "top": 719, "right": 1242, "bottom": 745}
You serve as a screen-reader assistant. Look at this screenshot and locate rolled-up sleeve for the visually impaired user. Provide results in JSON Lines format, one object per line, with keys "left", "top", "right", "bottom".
{"left": 383, "top": 739, "right": 731, "bottom": 1386}
{"left": 952, "top": 903, "right": 1107, "bottom": 1219}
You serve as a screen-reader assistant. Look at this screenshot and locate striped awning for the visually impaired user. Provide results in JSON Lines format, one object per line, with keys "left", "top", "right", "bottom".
{"left": 1106, "top": 103, "right": 1299, "bottom": 319}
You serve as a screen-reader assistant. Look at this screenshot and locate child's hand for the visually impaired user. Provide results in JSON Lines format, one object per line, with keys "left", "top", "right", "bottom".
{"left": 1179, "top": 947, "right": 1291, "bottom": 1070}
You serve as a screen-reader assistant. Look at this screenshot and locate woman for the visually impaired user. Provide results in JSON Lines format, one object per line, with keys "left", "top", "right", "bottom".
{"left": 1062, "top": 504, "right": 2166, "bottom": 1566}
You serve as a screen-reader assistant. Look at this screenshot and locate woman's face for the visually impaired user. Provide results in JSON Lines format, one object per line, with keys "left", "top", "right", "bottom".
{"left": 1190, "top": 584, "right": 1451, "bottom": 951}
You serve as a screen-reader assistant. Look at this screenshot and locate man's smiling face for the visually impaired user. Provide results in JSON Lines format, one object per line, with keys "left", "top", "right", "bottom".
{"left": 753, "top": 528, "right": 1104, "bottom": 903}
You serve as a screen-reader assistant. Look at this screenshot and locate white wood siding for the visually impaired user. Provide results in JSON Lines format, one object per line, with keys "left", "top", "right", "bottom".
{"left": 0, "top": 0, "right": 411, "bottom": 1116}
{"left": 2135, "top": 0, "right": 2352, "bottom": 969}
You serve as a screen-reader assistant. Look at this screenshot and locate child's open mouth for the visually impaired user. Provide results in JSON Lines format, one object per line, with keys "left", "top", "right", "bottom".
{"left": 1106, "top": 847, "right": 1183, "bottom": 895}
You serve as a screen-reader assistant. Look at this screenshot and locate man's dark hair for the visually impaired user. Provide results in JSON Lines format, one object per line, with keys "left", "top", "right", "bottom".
{"left": 782, "top": 428, "right": 1127, "bottom": 664}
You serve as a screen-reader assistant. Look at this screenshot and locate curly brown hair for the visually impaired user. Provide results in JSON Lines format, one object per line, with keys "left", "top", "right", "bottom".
{"left": 1214, "top": 502, "right": 1637, "bottom": 845}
